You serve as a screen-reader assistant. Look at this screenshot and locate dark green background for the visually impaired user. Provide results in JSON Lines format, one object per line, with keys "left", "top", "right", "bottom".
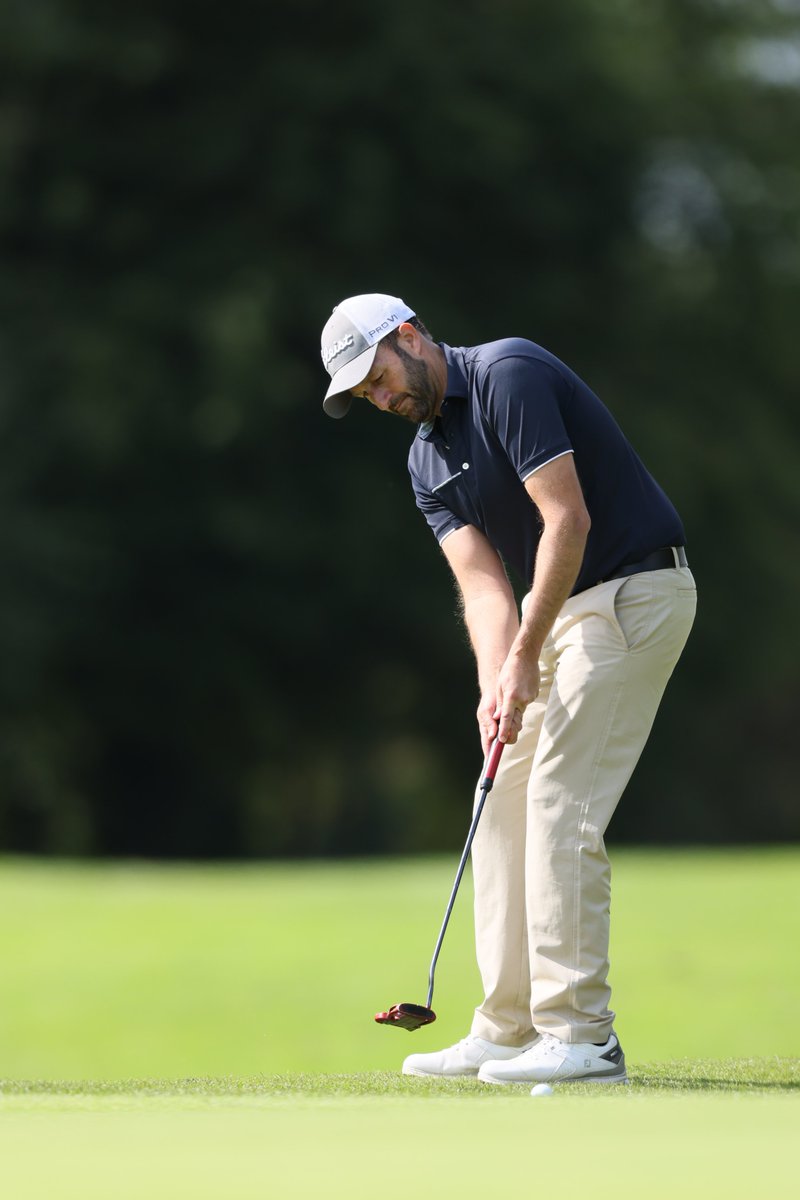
{"left": 1, "top": 0, "right": 798, "bottom": 856}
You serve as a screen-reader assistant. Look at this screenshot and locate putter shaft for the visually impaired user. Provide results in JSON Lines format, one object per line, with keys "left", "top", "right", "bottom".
{"left": 425, "top": 738, "right": 505, "bottom": 1009}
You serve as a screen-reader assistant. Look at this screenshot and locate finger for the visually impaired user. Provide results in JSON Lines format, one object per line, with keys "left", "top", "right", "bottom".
{"left": 498, "top": 703, "right": 524, "bottom": 744}
{"left": 478, "top": 713, "right": 497, "bottom": 758}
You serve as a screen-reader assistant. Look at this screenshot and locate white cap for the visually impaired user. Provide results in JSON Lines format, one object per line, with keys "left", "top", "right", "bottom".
{"left": 320, "top": 293, "right": 416, "bottom": 418}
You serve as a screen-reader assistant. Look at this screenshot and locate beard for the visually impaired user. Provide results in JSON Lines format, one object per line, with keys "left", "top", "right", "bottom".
{"left": 387, "top": 346, "right": 439, "bottom": 424}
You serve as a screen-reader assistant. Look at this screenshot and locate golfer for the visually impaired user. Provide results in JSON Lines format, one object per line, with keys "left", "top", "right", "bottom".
{"left": 319, "top": 294, "right": 697, "bottom": 1085}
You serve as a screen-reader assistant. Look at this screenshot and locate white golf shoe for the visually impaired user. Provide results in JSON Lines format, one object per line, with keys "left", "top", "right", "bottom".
{"left": 402, "top": 1035, "right": 532, "bottom": 1078}
{"left": 478, "top": 1031, "right": 628, "bottom": 1085}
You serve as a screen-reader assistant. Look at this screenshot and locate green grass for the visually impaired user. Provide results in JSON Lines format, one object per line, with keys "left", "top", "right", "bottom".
{"left": 1, "top": 1060, "right": 800, "bottom": 1099}
{"left": 0, "top": 1074, "right": 797, "bottom": 1200}
{"left": 0, "top": 848, "right": 797, "bottom": 1076}
{"left": 0, "top": 850, "right": 797, "bottom": 1198}
{"left": 2, "top": 1057, "right": 798, "bottom": 1096}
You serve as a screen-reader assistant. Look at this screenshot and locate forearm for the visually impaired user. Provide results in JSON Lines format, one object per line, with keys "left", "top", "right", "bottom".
{"left": 440, "top": 524, "right": 523, "bottom": 754}
{"left": 490, "top": 514, "right": 587, "bottom": 745}
{"left": 511, "top": 515, "right": 587, "bottom": 663}
{"left": 460, "top": 585, "right": 520, "bottom": 695}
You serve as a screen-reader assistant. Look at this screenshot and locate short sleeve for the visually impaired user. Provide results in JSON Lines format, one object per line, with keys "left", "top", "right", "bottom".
{"left": 409, "top": 471, "right": 465, "bottom": 545}
{"left": 480, "top": 355, "right": 574, "bottom": 480}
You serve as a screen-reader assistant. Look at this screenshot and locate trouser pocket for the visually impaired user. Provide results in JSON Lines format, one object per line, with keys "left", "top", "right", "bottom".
{"left": 610, "top": 570, "right": 697, "bottom": 654}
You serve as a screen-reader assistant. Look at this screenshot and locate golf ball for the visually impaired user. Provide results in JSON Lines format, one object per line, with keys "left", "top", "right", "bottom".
{"left": 530, "top": 1083, "right": 554, "bottom": 1097}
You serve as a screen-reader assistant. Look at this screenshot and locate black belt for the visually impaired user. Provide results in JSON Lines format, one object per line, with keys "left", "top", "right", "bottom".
{"left": 600, "top": 546, "right": 688, "bottom": 584}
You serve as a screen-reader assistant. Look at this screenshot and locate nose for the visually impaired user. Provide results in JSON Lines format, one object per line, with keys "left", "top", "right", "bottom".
{"left": 369, "top": 387, "right": 393, "bottom": 412}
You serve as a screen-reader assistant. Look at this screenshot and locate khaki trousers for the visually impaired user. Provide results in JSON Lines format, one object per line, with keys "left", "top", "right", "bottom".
{"left": 470, "top": 567, "right": 697, "bottom": 1046}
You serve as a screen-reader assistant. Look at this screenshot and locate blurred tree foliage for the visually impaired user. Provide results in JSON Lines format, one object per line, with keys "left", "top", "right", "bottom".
{"left": 1, "top": 0, "right": 798, "bottom": 855}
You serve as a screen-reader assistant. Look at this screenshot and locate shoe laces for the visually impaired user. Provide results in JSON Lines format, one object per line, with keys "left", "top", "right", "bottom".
{"left": 538, "top": 1031, "right": 614, "bottom": 1056}
{"left": 455, "top": 1035, "right": 499, "bottom": 1059}
{"left": 538, "top": 1032, "right": 562, "bottom": 1053}
{"left": 445, "top": 1037, "right": 478, "bottom": 1055}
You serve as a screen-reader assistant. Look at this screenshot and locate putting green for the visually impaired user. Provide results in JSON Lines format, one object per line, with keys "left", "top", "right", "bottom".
{"left": 0, "top": 845, "right": 797, "bottom": 1200}
{"left": 0, "top": 1087, "right": 796, "bottom": 1200}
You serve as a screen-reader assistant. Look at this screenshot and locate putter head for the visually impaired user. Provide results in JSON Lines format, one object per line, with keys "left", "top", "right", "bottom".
{"left": 374, "top": 1002, "right": 437, "bottom": 1031}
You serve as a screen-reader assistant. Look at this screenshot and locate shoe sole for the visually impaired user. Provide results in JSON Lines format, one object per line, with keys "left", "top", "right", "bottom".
{"left": 479, "top": 1071, "right": 629, "bottom": 1086}
{"left": 402, "top": 1066, "right": 479, "bottom": 1078}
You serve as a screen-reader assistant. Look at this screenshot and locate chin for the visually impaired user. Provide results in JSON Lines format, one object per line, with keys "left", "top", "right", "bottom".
{"left": 392, "top": 393, "right": 435, "bottom": 424}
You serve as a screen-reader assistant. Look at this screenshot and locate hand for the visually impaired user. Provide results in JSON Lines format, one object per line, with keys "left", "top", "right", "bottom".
{"left": 476, "top": 692, "right": 500, "bottom": 758}
{"left": 495, "top": 651, "right": 540, "bottom": 744}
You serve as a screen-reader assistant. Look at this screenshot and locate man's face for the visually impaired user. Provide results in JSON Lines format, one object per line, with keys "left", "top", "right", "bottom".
{"left": 351, "top": 337, "right": 439, "bottom": 425}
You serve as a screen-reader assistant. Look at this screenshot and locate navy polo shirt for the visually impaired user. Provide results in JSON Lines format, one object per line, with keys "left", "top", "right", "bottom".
{"left": 408, "top": 340, "right": 685, "bottom": 596}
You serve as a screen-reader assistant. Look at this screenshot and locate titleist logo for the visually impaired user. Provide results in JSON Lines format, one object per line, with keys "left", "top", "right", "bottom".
{"left": 322, "top": 333, "right": 354, "bottom": 368}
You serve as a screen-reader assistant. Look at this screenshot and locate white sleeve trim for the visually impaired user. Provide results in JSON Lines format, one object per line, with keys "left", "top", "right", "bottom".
{"left": 438, "top": 525, "right": 462, "bottom": 546}
{"left": 521, "top": 448, "right": 574, "bottom": 483}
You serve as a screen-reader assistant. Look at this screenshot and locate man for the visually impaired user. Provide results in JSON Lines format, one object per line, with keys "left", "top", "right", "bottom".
{"left": 319, "top": 293, "right": 697, "bottom": 1085}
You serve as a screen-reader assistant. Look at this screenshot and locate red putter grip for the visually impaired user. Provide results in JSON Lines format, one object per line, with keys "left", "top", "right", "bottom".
{"left": 482, "top": 738, "right": 505, "bottom": 789}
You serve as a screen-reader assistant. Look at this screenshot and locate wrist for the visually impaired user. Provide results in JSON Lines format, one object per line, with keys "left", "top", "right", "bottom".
{"left": 511, "top": 630, "right": 543, "bottom": 664}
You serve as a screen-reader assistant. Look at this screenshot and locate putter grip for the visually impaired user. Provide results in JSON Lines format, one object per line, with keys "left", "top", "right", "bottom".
{"left": 482, "top": 737, "right": 505, "bottom": 788}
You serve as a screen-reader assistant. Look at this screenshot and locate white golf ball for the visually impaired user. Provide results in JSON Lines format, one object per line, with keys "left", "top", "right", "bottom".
{"left": 530, "top": 1083, "right": 554, "bottom": 1097}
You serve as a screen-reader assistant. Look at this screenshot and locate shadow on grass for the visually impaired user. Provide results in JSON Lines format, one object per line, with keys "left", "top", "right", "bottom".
{"left": 633, "top": 1060, "right": 800, "bottom": 1093}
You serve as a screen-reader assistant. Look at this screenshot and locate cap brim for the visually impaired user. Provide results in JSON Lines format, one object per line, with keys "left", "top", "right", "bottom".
{"left": 322, "top": 345, "right": 378, "bottom": 418}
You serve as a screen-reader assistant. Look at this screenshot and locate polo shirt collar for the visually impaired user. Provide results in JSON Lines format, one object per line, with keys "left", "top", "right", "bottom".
{"left": 418, "top": 343, "right": 466, "bottom": 441}
{"left": 442, "top": 343, "right": 469, "bottom": 400}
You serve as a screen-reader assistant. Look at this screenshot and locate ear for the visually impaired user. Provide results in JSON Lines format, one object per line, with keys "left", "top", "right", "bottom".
{"left": 396, "top": 321, "right": 420, "bottom": 352}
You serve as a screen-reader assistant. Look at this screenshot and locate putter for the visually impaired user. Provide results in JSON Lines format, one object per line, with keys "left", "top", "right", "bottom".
{"left": 375, "top": 735, "right": 506, "bottom": 1031}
